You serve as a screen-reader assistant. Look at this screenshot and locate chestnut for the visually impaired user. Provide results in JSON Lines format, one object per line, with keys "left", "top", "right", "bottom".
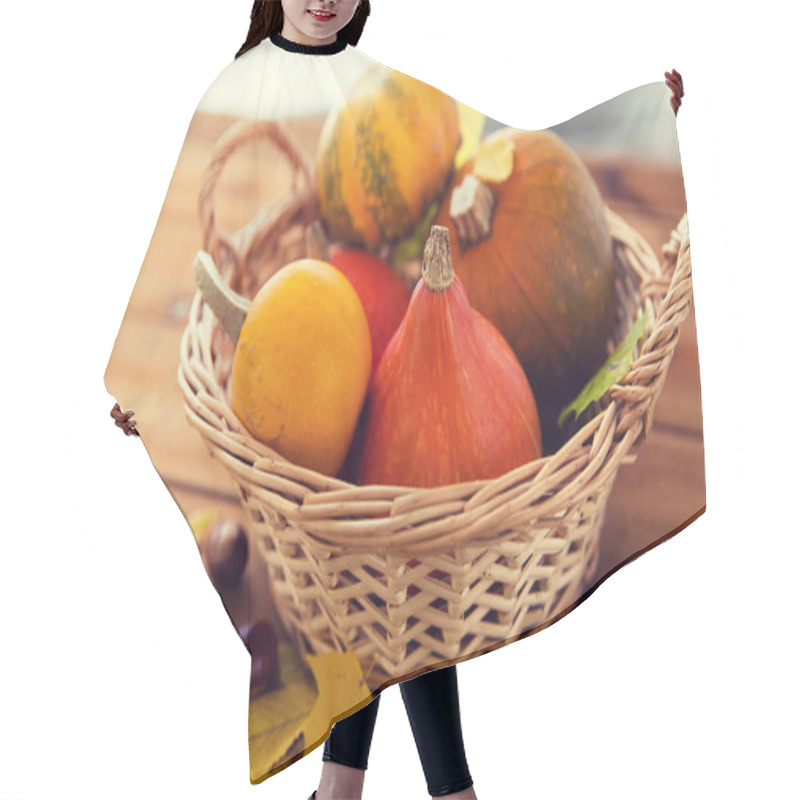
{"left": 241, "top": 619, "right": 279, "bottom": 697}
{"left": 205, "top": 519, "right": 248, "bottom": 589}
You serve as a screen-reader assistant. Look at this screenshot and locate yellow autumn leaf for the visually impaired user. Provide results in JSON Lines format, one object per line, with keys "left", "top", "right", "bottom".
{"left": 248, "top": 646, "right": 372, "bottom": 783}
{"left": 299, "top": 650, "right": 373, "bottom": 753}
{"left": 249, "top": 641, "right": 317, "bottom": 782}
{"left": 473, "top": 134, "right": 515, "bottom": 183}
{"left": 187, "top": 508, "right": 218, "bottom": 545}
{"left": 454, "top": 101, "right": 486, "bottom": 171}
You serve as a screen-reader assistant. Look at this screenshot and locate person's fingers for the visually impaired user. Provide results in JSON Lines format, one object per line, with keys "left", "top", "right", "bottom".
{"left": 665, "top": 69, "right": 682, "bottom": 87}
{"left": 665, "top": 76, "right": 682, "bottom": 96}
{"left": 111, "top": 403, "right": 140, "bottom": 436}
{"left": 665, "top": 68, "right": 683, "bottom": 116}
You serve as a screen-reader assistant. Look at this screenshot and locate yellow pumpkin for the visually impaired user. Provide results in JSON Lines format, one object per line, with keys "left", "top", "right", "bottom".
{"left": 230, "top": 259, "right": 371, "bottom": 476}
{"left": 315, "top": 65, "right": 461, "bottom": 251}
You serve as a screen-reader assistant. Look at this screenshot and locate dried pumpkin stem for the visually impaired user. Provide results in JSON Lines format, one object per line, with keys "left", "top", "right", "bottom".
{"left": 193, "top": 250, "right": 251, "bottom": 343}
{"left": 450, "top": 173, "right": 497, "bottom": 249}
{"left": 422, "top": 225, "right": 454, "bottom": 292}
{"left": 305, "top": 220, "right": 331, "bottom": 261}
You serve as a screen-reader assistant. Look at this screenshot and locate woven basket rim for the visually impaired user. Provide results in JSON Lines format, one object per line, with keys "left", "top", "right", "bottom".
{"left": 178, "top": 207, "right": 691, "bottom": 553}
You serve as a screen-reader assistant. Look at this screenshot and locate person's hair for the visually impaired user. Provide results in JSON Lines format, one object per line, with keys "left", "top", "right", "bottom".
{"left": 236, "top": 1, "right": 371, "bottom": 59}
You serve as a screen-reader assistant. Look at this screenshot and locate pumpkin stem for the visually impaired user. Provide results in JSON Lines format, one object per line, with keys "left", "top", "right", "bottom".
{"left": 422, "top": 225, "right": 454, "bottom": 292}
{"left": 193, "top": 250, "right": 251, "bottom": 343}
{"left": 305, "top": 220, "right": 331, "bottom": 261}
{"left": 450, "top": 173, "right": 497, "bottom": 249}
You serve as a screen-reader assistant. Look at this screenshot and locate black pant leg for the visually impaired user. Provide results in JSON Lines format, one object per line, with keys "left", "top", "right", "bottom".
{"left": 322, "top": 694, "right": 381, "bottom": 771}
{"left": 399, "top": 665, "right": 474, "bottom": 797}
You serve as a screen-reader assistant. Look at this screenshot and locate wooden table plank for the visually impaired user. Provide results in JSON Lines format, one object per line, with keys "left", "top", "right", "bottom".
{"left": 597, "top": 427, "right": 705, "bottom": 583}
{"left": 650, "top": 309, "right": 703, "bottom": 435}
{"left": 584, "top": 156, "right": 688, "bottom": 216}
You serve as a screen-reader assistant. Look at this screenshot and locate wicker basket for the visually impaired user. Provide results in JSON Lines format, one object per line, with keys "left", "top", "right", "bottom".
{"left": 178, "top": 118, "right": 693, "bottom": 691}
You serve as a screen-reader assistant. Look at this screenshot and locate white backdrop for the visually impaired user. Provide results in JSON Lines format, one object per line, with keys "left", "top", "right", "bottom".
{"left": 1, "top": 1, "right": 796, "bottom": 798}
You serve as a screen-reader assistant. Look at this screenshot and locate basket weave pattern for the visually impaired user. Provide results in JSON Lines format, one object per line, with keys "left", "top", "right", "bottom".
{"left": 178, "top": 119, "right": 693, "bottom": 690}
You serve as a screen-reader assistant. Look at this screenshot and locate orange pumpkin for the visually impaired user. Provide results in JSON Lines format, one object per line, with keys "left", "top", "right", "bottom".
{"left": 357, "top": 226, "right": 541, "bottom": 488}
{"left": 230, "top": 258, "right": 371, "bottom": 476}
{"left": 315, "top": 65, "right": 461, "bottom": 251}
{"left": 434, "top": 128, "right": 615, "bottom": 450}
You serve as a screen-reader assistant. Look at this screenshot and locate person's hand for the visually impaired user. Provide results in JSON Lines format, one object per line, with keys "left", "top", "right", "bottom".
{"left": 665, "top": 69, "right": 684, "bottom": 115}
{"left": 111, "top": 403, "right": 139, "bottom": 436}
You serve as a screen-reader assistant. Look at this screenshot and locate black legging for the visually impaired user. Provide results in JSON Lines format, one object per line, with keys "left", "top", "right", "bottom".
{"left": 323, "top": 664, "right": 473, "bottom": 797}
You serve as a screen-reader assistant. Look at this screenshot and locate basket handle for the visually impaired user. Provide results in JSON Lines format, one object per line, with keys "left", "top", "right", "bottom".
{"left": 198, "top": 118, "right": 315, "bottom": 280}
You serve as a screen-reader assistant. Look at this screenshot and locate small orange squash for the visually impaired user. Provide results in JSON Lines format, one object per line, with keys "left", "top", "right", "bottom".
{"left": 316, "top": 65, "right": 461, "bottom": 251}
{"left": 230, "top": 258, "right": 371, "bottom": 477}
{"left": 357, "top": 226, "right": 541, "bottom": 488}
{"left": 434, "top": 128, "right": 615, "bottom": 449}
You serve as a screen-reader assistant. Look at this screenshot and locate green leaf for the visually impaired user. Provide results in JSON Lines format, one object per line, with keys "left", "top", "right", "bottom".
{"left": 558, "top": 307, "right": 653, "bottom": 429}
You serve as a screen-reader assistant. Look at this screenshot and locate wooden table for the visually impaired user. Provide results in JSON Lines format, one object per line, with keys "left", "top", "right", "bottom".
{"left": 106, "top": 111, "right": 705, "bottom": 635}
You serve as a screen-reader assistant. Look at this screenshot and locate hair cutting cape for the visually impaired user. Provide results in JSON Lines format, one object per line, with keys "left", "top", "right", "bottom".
{"left": 105, "top": 33, "right": 703, "bottom": 784}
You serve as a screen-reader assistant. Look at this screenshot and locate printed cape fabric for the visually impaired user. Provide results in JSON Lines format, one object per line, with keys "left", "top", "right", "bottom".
{"left": 104, "top": 33, "right": 704, "bottom": 784}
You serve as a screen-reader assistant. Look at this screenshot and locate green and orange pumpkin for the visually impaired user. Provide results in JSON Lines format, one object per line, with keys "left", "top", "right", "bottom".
{"left": 315, "top": 65, "right": 461, "bottom": 251}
